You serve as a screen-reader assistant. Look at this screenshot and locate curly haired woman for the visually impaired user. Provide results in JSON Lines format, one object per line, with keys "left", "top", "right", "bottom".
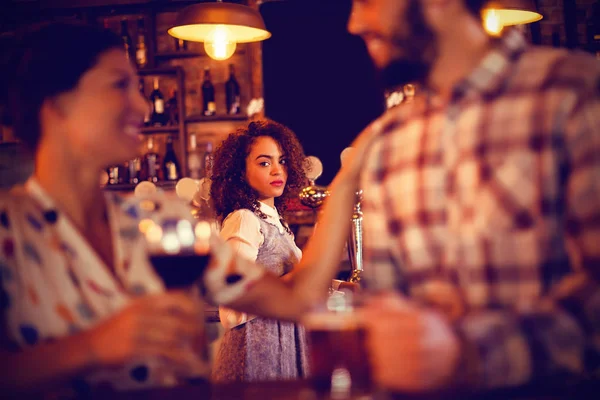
{"left": 209, "top": 119, "right": 310, "bottom": 382}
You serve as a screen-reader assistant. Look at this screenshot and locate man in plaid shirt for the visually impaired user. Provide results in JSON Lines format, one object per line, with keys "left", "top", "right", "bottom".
{"left": 347, "top": 0, "right": 600, "bottom": 392}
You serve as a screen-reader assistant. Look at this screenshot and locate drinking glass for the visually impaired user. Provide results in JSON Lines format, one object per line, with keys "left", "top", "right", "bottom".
{"left": 136, "top": 191, "right": 213, "bottom": 289}
{"left": 133, "top": 190, "right": 216, "bottom": 381}
{"left": 302, "top": 291, "right": 373, "bottom": 399}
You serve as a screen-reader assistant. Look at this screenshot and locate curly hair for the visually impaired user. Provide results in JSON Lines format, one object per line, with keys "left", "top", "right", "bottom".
{"left": 210, "top": 119, "right": 308, "bottom": 227}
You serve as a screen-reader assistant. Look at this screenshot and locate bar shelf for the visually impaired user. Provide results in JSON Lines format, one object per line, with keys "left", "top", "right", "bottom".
{"left": 154, "top": 51, "right": 201, "bottom": 60}
{"left": 102, "top": 180, "right": 177, "bottom": 192}
{"left": 141, "top": 126, "right": 179, "bottom": 134}
{"left": 185, "top": 113, "right": 248, "bottom": 123}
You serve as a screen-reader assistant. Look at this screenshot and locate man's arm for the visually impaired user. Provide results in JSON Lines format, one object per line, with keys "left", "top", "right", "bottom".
{"left": 211, "top": 120, "right": 383, "bottom": 320}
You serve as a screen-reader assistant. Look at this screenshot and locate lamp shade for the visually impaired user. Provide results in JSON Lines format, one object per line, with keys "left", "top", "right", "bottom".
{"left": 168, "top": 2, "right": 271, "bottom": 43}
{"left": 485, "top": 0, "right": 543, "bottom": 26}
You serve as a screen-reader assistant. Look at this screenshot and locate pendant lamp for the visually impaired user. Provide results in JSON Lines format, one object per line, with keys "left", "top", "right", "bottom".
{"left": 168, "top": 0, "right": 271, "bottom": 61}
{"left": 484, "top": 0, "right": 543, "bottom": 35}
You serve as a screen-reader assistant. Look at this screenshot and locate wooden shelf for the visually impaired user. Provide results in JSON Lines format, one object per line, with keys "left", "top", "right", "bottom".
{"left": 141, "top": 126, "right": 179, "bottom": 134}
{"left": 185, "top": 113, "right": 248, "bottom": 123}
{"left": 102, "top": 180, "right": 177, "bottom": 192}
{"left": 155, "top": 51, "right": 201, "bottom": 60}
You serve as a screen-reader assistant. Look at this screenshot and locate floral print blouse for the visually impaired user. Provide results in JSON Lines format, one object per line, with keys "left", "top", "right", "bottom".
{"left": 0, "top": 178, "right": 264, "bottom": 391}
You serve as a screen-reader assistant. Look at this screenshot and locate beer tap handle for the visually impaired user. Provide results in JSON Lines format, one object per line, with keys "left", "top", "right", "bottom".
{"left": 341, "top": 147, "right": 364, "bottom": 285}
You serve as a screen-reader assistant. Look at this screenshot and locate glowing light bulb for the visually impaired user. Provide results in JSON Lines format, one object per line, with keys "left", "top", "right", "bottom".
{"left": 484, "top": 9, "right": 504, "bottom": 36}
{"left": 204, "top": 25, "right": 237, "bottom": 60}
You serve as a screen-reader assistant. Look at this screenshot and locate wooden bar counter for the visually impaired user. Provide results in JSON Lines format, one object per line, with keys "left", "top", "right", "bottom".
{"left": 85, "top": 378, "right": 599, "bottom": 400}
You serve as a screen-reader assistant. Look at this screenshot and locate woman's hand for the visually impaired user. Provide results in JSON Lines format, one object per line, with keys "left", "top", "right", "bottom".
{"left": 337, "top": 281, "right": 361, "bottom": 293}
{"left": 86, "top": 291, "right": 205, "bottom": 372}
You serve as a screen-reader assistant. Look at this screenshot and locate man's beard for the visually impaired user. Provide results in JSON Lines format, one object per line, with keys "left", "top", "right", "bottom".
{"left": 380, "top": 58, "right": 431, "bottom": 89}
{"left": 378, "top": 0, "right": 436, "bottom": 90}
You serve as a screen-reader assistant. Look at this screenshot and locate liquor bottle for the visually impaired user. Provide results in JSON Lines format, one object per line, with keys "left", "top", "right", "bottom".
{"left": 139, "top": 78, "right": 151, "bottom": 126}
{"left": 202, "top": 67, "right": 216, "bottom": 116}
{"left": 127, "top": 157, "right": 141, "bottom": 184}
{"left": 187, "top": 134, "right": 213, "bottom": 179}
{"left": 225, "top": 64, "right": 241, "bottom": 115}
{"left": 135, "top": 17, "right": 147, "bottom": 69}
{"left": 107, "top": 163, "right": 128, "bottom": 185}
{"left": 174, "top": 38, "right": 188, "bottom": 51}
{"left": 149, "top": 77, "right": 166, "bottom": 126}
{"left": 166, "top": 89, "right": 179, "bottom": 126}
{"left": 142, "top": 137, "right": 161, "bottom": 183}
{"left": 163, "top": 135, "right": 181, "bottom": 181}
{"left": 120, "top": 19, "right": 134, "bottom": 62}
{"left": 107, "top": 165, "right": 120, "bottom": 185}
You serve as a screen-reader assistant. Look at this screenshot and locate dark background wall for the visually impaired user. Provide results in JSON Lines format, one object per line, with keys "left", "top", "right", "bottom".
{"left": 260, "top": 0, "right": 384, "bottom": 185}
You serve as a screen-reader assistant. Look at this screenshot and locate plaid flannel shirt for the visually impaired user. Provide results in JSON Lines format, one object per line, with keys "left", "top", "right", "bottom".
{"left": 360, "top": 28, "right": 600, "bottom": 388}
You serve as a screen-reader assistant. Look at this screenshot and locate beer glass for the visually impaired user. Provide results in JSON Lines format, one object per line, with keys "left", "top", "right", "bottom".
{"left": 303, "top": 291, "right": 372, "bottom": 399}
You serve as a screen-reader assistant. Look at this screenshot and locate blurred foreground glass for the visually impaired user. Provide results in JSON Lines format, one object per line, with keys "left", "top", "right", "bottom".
{"left": 136, "top": 192, "right": 214, "bottom": 289}
{"left": 134, "top": 191, "right": 216, "bottom": 381}
{"left": 302, "top": 292, "right": 372, "bottom": 399}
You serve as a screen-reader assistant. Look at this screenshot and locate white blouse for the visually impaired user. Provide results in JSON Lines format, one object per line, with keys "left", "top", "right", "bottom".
{"left": 219, "top": 201, "right": 303, "bottom": 263}
{"left": 217, "top": 202, "right": 345, "bottom": 330}
{"left": 218, "top": 202, "right": 302, "bottom": 329}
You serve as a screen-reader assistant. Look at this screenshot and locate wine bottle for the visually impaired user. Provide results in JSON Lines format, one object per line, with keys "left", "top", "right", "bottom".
{"left": 142, "top": 137, "right": 161, "bottom": 183}
{"left": 120, "top": 19, "right": 134, "bottom": 62}
{"left": 128, "top": 157, "right": 141, "bottom": 184}
{"left": 166, "top": 89, "right": 179, "bottom": 126}
{"left": 202, "top": 67, "right": 216, "bottom": 116}
{"left": 188, "top": 134, "right": 213, "bottom": 179}
{"left": 135, "top": 17, "right": 147, "bottom": 69}
{"left": 139, "top": 78, "right": 151, "bottom": 126}
{"left": 163, "top": 135, "right": 181, "bottom": 181}
{"left": 149, "top": 77, "right": 166, "bottom": 126}
{"left": 225, "top": 64, "right": 241, "bottom": 115}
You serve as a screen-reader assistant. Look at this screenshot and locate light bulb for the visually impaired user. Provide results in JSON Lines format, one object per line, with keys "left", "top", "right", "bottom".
{"left": 204, "top": 25, "right": 237, "bottom": 60}
{"left": 484, "top": 9, "right": 504, "bottom": 36}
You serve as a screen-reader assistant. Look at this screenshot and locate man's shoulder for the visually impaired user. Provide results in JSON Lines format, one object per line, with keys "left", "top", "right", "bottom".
{"left": 514, "top": 46, "right": 599, "bottom": 93}
{"left": 370, "top": 100, "right": 423, "bottom": 136}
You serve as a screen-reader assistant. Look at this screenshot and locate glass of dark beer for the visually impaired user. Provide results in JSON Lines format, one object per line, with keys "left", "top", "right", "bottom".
{"left": 302, "top": 291, "right": 372, "bottom": 399}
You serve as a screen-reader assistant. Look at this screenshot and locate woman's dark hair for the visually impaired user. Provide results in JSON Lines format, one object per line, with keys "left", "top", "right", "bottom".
{"left": 210, "top": 119, "right": 308, "bottom": 227}
{"left": 2, "top": 22, "right": 123, "bottom": 151}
